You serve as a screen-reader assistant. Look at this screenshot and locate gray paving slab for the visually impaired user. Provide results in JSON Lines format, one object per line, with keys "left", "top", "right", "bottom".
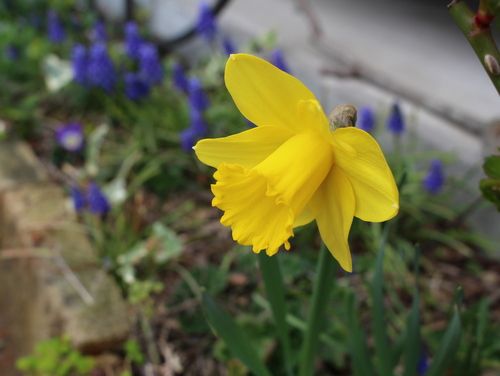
{"left": 219, "top": 0, "right": 499, "bottom": 130}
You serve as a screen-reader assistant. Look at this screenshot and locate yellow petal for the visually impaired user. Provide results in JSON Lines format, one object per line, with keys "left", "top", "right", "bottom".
{"left": 225, "top": 54, "right": 317, "bottom": 132}
{"left": 212, "top": 132, "right": 333, "bottom": 256}
{"left": 311, "top": 168, "right": 354, "bottom": 272}
{"left": 332, "top": 128, "right": 399, "bottom": 222}
{"left": 193, "top": 126, "right": 294, "bottom": 169}
{"left": 212, "top": 164, "right": 295, "bottom": 255}
{"left": 294, "top": 204, "right": 316, "bottom": 228}
{"left": 296, "top": 99, "right": 331, "bottom": 137}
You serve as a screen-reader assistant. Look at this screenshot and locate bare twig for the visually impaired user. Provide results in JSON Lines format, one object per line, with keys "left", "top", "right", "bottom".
{"left": 53, "top": 254, "right": 96, "bottom": 305}
{"left": 296, "top": 0, "right": 323, "bottom": 40}
{"left": 1, "top": 246, "right": 96, "bottom": 305}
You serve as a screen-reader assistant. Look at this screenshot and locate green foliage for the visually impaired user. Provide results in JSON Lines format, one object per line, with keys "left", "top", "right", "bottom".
{"left": 128, "top": 279, "right": 164, "bottom": 305}
{"left": 345, "top": 243, "right": 462, "bottom": 376}
{"left": 2, "top": 4, "right": 498, "bottom": 375}
{"left": 16, "top": 337, "right": 94, "bottom": 376}
{"left": 480, "top": 155, "right": 500, "bottom": 211}
{"left": 115, "top": 222, "right": 183, "bottom": 286}
{"left": 426, "top": 307, "right": 462, "bottom": 376}
{"left": 258, "top": 253, "right": 293, "bottom": 375}
{"left": 124, "top": 339, "right": 145, "bottom": 365}
{"left": 202, "top": 293, "right": 272, "bottom": 376}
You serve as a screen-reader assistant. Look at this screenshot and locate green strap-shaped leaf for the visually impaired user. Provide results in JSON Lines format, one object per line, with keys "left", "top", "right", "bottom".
{"left": 201, "top": 293, "right": 272, "bottom": 376}
{"left": 258, "top": 253, "right": 294, "bottom": 376}
{"left": 347, "top": 293, "right": 376, "bottom": 376}
{"left": 426, "top": 306, "right": 462, "bottom": 376}
{"left": 402, "top": 248, "right": 422, "bottom": 376}
{"left": 299, "top": 245, "right": 336, "bottom": 376}
{"left": 371, "top": 225, "right": 392, "bottom": 375}
{"left": 402, "top": 291, "right": 421, "bottom": 376}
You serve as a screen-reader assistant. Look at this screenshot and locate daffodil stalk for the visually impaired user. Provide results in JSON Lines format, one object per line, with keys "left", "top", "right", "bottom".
{"left": 448, "top": 0, "right": 500, "bottom": 94}
{"left": 194, "top": 54, "right": 399, "bottom": 371}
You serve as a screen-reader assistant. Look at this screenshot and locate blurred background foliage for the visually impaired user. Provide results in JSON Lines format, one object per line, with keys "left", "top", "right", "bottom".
{"left": 0, "top": 0, "right": 499, "bottom": 375}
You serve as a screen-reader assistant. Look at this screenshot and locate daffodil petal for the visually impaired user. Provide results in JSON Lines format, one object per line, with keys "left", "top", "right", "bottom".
{"left": 293, "top": 204, "right": 316, "bottom": 228}
{"left": 194, "top": 126, "right": 294, "bottom": 169}
{"left": 332, "top": 127, "right": 399, "bottom": 222}
{"left": 297, "top": 99, "right": 331, "bottom": 137}
{"left": 311, "top": 168, "right": 354, "bottom": 272}
{"left": 225, "top": 53, "right": 317, "bottom": 131}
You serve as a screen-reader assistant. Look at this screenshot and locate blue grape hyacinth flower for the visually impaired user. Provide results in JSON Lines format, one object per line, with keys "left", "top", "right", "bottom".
{"left": 87, "top": 183, "right": 110, "bottom": 215}
{"left": 222, "top": 36, "right": 236, "bottom": 56}
{"left": 56, "top": 123, "right": 84, "bottom": 152}
{"left": 70, "top": 186, "right": 86, "bottom": 213}
{"left": 423, "top": 159, "right": 445, "bottom": 194}
{"left": 181, "top": 108, "right": 208, "bottom": 151}
{"left": 357, "top": 106, "right": 376, "bottom": 132}
{"left": 71, "top": 44, "right": 88, "bottom": 85}
{"left": 92, "top": 20, "right": 107, "bottom": 42}
{"left": 125, "top": 72, "right": 150, "bottom": 101}
{"left": 270, "top": 49, "right": 290, "bottom": 73}
{"left": 196, "top": 1, "right": 217, "bottom": 42}
{"left": 188, "top": 78, "right": 209, "bottom": 112}
{"left": 387, "top": 102, "right": 405, "bottom": 135}
{"left": 172, "top": 62, "right": 189, "bottom": 94}
{"left": 47, "top": 10, "right": 65, "bottom": 43}
{"left": 87, "top": 43, "right": 116, "bottom": 92}
{"left": 138, "top": 43, "right": 163, "bottom": 85}
{"left": 125, "top": 21, "right": 143, "bottom": 59}
{"left": 417, "top": 348, "right": 429, "bottom": 375}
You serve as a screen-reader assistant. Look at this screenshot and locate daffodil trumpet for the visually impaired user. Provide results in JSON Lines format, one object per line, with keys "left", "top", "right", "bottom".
{"left": 194, "top": 53, "right": 399, "bottom": 273}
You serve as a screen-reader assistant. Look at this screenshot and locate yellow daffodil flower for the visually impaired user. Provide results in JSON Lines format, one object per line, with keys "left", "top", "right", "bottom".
{"left": 194, "top": 54, "right": 399, "bottom": 272}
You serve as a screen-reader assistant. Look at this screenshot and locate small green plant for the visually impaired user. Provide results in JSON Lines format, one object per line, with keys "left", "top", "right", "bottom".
{"left": 480, "top": 154, "right": 500, "bottom": 211}
{"left": 345, "top": 240, "right": 462, "bottom": 376}
{"left": 16, "top": 336, "right": 94, "bottom": 376}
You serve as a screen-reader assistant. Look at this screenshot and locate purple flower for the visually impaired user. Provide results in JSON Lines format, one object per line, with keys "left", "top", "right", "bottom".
{"left": 357, "top": 106, "right": 376, "bottom": 132}
{"left": 71, "top": 44, "right": 88, "bottom": 85}
{"left": 92, "top": 20, "right": 107, "bottom": 42}
{"left": 56, "top": 123, "right": 84, "bottom": 152}
{"left": 188, "top": 78, "right": 209, "bottom": 112}
{"left": 87, "top": 183, "right": 110, "bottom": 215}
{"left": 387, "top": 102, "right": 405, "bottom": 135}
{"left": 180, "top": 108, "right": 208, "bottom": 151}
{"left": 196, "top": 1, "right": 217, "bottom": 42}
{"left": 222, "top": 36, "right": 236, "bottom": 55}
{"left": 172, "top": 62, "right": 189, "bottom": 94}
{"left": 47, "top": 10, "right": 65, "bottom": 43}
{"left": 124, "top": 72, "right": 150, "bottom": 101}
{"left": 423, "top": 160, "right": 445, "bottom": 194}
{"left": 180, "top": 127, "right": 198, "bottom": 151}
{"left": 70, "top": 186, "right": 86, "bottom": 213}
{"left": 87, "top": 43, "right": 116, "bottom": 92}
{"left": 125, "top": 21, "right": 143, "bottom": 59}
{"left": 270, "top": 49, "right": 290, "bottom": 73}
{"left": 417, "top": 348, "right": 429, "bottom": 375}
{"left": 138, "top": 43, "right": 163, "bottom": 85}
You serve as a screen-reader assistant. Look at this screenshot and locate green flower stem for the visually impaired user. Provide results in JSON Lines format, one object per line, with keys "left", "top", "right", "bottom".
{"left": 448, "top": 0, "right": 500, "bottom": 94}
{"left": 299, "top": 244, "right": 337, "bottom": 376}
{"left": 258, "top": 253, "right": 294, "bottom": 376}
